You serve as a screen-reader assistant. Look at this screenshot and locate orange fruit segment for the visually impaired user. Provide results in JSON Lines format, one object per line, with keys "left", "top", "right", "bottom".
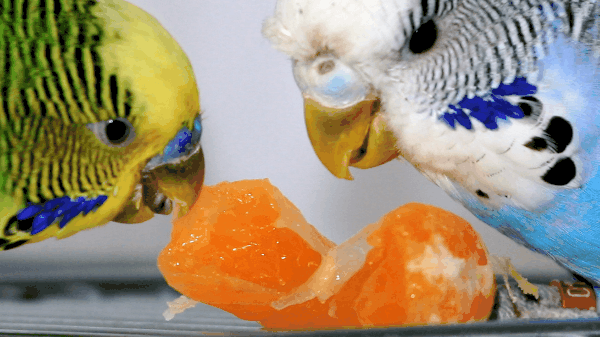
{"left": 157, "top": 179, "right": 335, "bottom": 322}
{"left": 158, "top": 179, "right": 496, "bottom": 330}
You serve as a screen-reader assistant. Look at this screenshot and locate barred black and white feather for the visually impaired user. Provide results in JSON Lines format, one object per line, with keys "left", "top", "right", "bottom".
{"left": 265, "top": 0, "right": 600, "bottom": 284}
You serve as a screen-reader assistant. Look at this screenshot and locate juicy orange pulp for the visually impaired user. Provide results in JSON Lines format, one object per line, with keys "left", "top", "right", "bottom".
{"left": 158, "top": 179, "right": 334, "bottom": 322}
{"left": 158, "top": 179, "right": 495, "bottom": 330}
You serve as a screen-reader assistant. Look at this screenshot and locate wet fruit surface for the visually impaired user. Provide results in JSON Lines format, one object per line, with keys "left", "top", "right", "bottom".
{"left": 158, "top": 179, "right": 334, "bottom": 322}
{"left": 158, "top": 180, "right": 495, "bottom": 330}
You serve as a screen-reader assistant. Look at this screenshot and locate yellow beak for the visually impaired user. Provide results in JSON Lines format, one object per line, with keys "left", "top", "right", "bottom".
{"left": 113, "top": 148, "right": 205, "bottom": 223}
{"left": 305, "top": 95, "right": 399, "bottom": 180}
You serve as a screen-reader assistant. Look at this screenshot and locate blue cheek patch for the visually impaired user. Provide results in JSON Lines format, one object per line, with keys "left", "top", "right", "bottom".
{"left": 16, "top": 195, "right": 108, "bottom": 235}
{"left": 441, "top": 2, "right": 564, "bottom": 131}
{"left": 441, "top": 108, "right": 472, "bottom": 130}
{"left": 491, "top": 77, "right": 538, "bottom": 96}
{"left": 163, "top": 128, "right": 193, "bottom": 162}
{"left": 441, "top": 77, "right": 537, "bottom": 130}
{"left": 144, "top": 115, "right": 202, "bottom": 170}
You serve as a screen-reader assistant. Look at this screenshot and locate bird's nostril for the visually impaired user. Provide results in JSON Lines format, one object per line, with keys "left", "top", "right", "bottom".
{"left": 318, "top": 60, "right": 336, "bottom": 75}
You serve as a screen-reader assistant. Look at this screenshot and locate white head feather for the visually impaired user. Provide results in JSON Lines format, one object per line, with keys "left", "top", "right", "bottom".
{"left": 263, "top": 0, "right": 420, "bottom": 63}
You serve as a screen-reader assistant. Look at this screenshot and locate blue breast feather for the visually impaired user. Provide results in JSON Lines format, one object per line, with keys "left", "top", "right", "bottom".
{"left": 445, "top": 9, "right": 600, "bottom": 282}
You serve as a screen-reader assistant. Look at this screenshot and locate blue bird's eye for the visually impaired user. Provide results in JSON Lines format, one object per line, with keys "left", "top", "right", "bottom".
{"left": 293, "top": 57, "right": 369, "bottom": 108}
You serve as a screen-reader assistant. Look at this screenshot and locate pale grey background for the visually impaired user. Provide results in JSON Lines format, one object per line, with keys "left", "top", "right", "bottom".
{"left": 0, "top": 0, "right": 569, "bottom": 280}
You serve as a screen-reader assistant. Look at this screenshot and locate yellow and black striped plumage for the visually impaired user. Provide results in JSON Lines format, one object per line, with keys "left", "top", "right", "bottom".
{"left": 0, "top": 0, "right": 204, "bottom": 250}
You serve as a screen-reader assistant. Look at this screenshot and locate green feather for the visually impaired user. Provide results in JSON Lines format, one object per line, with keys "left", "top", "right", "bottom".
{"left": 0, "top": 0, "right": 132, "bottom": 125}
{"left": 0, "top": 0, "right": 132, "bottom": 247}
{"left": 0, "top": 0, "right": 204, "bottom": 251}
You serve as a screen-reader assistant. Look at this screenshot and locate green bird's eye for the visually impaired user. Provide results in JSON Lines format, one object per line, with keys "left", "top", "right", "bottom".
{"left": 105, "top": 119, "right": 131, "bottom": 144}
{"left": 87, "top": 118, "right": 136, "bottom": 147}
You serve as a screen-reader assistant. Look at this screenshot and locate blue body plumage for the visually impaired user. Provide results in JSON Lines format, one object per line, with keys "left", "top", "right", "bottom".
{"left": 263, "top": 0, "right": 600, "bottom": 290}
{"left": 443, "top": 4, "right": 600, "bottom": 284}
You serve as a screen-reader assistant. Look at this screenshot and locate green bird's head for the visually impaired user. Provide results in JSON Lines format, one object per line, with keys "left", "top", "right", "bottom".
{"left": 0, "top": 0, "right": 205, "bottom": 249}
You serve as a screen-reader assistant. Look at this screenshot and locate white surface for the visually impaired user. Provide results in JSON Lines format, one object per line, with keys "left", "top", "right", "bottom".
{"left": 0, "top": 0, "right": 569, "bottom": 280}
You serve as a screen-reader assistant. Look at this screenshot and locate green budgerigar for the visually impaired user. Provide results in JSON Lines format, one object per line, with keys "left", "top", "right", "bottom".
{"left": 0, "top": 0, "right": 205, "bottom": 250}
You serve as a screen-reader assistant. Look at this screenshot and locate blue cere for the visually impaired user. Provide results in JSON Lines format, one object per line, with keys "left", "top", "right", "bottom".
{"left": 16, "top": 195, "right": 108, "bottom": 235}
{"left": 144, "top": 114, "right": 202, "bottom": 170}
{"left": 325, "top": 75, "right": 350, "bottom": 97}
{"left": 441, "top": 77, "right": 537, "bottom": 130}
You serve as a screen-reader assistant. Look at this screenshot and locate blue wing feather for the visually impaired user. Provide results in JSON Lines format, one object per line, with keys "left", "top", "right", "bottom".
{"left": 449, "top": 25, "right": 600, "bottom": 283}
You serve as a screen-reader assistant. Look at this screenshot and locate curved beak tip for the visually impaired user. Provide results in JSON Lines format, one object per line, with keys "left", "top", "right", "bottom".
{"left": 157, "top": 148, "right": 205, "bottom": 219}
{"left": 113, "top": 148, "right": 205, "bottom": 224}
{"left": 330, "top": 164, "right": 354, "bottom": 181}
{"left": 304, "top": 97, "right": 398, "bottom": 180}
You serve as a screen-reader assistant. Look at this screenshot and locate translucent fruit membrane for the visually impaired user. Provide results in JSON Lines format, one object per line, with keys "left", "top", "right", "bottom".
{"left": 158, "top": 179, "right": 496, "bottom": 330}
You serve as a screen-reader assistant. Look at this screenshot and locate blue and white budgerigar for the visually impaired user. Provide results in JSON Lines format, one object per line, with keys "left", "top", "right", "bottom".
{"left": 0, "top": 0, "right": 205, "bottom": 250}
{"left": 264, "top": 0, "right": 600, "bottom": 284}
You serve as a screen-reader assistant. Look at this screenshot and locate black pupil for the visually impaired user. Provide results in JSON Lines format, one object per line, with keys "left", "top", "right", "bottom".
{"left": 409, "top": 20, "right": 437, "bottom": 54}
{"left": 105, "top": 119, "right": 130, "bottom": 144}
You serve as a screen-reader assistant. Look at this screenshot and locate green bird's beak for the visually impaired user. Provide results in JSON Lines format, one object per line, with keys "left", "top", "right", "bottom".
{"left": 304, "top": 94, "right": 399, "bottom": 180}
{"left": 113, "top": 116, "right": 205, "bottom": 223}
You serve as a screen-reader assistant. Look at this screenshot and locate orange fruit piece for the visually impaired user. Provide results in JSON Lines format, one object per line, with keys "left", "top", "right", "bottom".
{"left": 268, "top": 203, "right": 496, "bottom": 329}
{"left": 157, "top": 179, "right": 335, "bottom": 322}
{"left": 158, "top": 179, "right": 496, "bottom": 330}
